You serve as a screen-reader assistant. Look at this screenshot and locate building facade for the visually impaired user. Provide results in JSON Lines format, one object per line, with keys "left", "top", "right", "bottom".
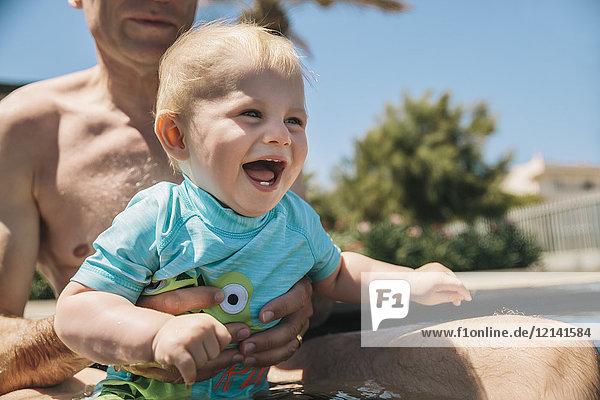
{"left": 503, "top": 153, "right": 600, "bottom": 202}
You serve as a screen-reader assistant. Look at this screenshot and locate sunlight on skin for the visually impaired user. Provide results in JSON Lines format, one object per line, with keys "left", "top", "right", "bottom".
{"left": 0, "top": 368, "right": 106, "bottom": 400}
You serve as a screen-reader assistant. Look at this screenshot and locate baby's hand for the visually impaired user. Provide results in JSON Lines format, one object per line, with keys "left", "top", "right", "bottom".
{"left": 409, "top": 263, "right": 472, "bottom": 306}
{"left": 415, "top": 262, "right": 456, "bottom": 276}
{"left": 152, "top": 313, "right": 232, "bottom": 387}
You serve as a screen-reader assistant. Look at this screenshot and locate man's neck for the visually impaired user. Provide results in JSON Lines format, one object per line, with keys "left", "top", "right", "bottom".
{"left": 94, "top": 53, "right": 159, "bottom": 132}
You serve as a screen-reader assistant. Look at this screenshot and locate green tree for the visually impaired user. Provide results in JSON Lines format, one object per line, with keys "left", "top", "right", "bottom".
{"left": 303, "top": 172, "right": 341, "bottom": 230}
{"left": 333, "top": 92, "right": 513, "bottom": 224}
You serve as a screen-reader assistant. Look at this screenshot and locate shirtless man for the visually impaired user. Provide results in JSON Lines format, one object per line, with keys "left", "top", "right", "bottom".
{"left": 0, "top": 0, "right": 312, "bottom": 396}
{"left": 1, "top": 1, "right": 599, "bottom": 399}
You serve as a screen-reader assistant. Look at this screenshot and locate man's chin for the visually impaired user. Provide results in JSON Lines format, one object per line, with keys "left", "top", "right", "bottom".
{"left": 119, "top": 40, "right": 174, "bottom": 66}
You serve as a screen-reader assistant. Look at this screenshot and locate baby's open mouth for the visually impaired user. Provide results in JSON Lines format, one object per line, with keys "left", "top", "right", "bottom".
{"left": 242, "top": 159, "right": 286, "bottom": 187}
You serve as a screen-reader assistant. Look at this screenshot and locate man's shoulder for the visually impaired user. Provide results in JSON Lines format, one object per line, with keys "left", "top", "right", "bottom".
{"left": 0, "top": 70, "right": 97, "bottom": 158}
{"left": 0, "top": 83, "right": 58, "bottom": 134}
{"left": 0, "top": 80, "right": 60, "bottom": 166}
{"left": 0, "top": 70, "right": 95, "bottom": 132}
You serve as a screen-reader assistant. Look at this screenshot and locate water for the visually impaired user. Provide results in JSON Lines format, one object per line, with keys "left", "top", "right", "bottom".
{"left": 77, "top": 381, "right": 417, "bottom": 400}
{"left": 259, "top": 380, "right": 410, "bottom": 399}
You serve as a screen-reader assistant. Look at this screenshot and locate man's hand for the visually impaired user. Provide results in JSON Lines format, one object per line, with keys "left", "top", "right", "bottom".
{"left": 238, "top": 278, "right": 313, "bottom": 367}
{"left": 135, "top": 286, "right": 250, "bottom": 383}
{"left": 136, "top": 285, "right": 225, "bottom": 316}
{"left": 120, "top": 346, "right": 243, "bottom": 384}
{"left": 134, "top": 278, "right": 313, "bottom": 380}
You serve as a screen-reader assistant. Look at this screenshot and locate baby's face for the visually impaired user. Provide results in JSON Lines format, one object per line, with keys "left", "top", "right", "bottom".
{"left": 181, "top": 69, "right": 308, "bottom": 217}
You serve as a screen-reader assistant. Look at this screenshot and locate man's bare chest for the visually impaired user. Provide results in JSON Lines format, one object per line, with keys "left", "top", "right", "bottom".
{"left": 36, "top": 121, "right": 180, "bottom": 277}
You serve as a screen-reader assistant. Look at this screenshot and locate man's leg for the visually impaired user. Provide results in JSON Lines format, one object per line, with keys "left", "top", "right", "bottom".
{"left": 274, "top": 315, "right": 600, "bottom": 399}
{"left": 0, "top": 368, "right": 105, "bottom": 400}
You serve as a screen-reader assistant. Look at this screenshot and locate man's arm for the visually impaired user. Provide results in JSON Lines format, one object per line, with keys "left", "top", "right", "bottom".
{"left": 0, "top": 93, "right": 90, "bottom": 394}
{"left": 0, "top": 316, "right": 90, "bottom": 393}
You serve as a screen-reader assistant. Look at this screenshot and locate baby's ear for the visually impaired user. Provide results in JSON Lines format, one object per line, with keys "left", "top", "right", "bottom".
{"left": 155, "top": 112, "right": 189, "bottom": 160}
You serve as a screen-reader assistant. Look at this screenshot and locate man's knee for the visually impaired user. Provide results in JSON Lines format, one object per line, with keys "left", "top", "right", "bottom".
{"left": 546, "top": 345, "right": 600, "bottom": 399}
{"left": 453, "top": 316, "right": 600, "bottom": 400}
{"left": 280, "top": 316, "right": 600, "bottom": 400}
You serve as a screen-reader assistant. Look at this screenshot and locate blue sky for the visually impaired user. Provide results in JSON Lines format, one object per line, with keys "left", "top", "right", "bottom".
{"left": 0, "top": 0, "right": 598, "bottom": 187}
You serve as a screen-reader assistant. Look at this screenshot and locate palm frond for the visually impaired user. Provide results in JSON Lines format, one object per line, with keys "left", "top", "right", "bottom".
{"left": 210, "top": 0, "right": 410, "bottom": 54}
{"left": 305, "top": 0, "right": 409, "bottom": 12}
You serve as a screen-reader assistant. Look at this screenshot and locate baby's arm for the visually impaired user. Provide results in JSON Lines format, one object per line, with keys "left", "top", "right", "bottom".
{"left": 312, "top": 252, "right": 471, "bottom": 306}
{"left": 55, "top": 281, "right": 232, "bottom": 386}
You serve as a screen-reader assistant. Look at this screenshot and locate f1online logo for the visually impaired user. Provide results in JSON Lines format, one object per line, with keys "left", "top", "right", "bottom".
{"left": 369, "top": 280, "right": 410, "bottom": 331}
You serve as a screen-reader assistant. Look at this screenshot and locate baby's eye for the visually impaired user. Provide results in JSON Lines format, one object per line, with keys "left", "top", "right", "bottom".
{"left": 242, "top": 110, "right": 261, "bottom": 118}
{"left": 285, "top": 117, "right": 304, "bottom": 126}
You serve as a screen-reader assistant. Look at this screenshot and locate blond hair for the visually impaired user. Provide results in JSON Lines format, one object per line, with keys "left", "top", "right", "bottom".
{"left": 156, "top": 21, "right": 307, "bottom": 117}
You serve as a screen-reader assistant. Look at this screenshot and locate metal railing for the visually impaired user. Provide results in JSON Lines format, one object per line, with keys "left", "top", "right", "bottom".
{"left": 507, "top": 192, "right": 600, "bottom": 252}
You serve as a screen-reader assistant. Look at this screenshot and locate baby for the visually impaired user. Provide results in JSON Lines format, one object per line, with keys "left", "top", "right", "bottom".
{"left": 55, "top": 22, "right": 471, "bottom": 399}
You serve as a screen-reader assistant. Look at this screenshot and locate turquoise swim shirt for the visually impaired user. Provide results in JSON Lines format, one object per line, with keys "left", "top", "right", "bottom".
{"left": 71, "top": 175, "right": 341, "bottom": 398}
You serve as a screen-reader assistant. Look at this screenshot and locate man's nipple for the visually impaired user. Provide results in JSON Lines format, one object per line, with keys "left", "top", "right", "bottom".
{"left": 73, "top": 243, "right": 92, "bottom": 258}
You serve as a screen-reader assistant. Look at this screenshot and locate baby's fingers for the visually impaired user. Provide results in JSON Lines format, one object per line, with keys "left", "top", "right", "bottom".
{"left": 452, "top": 294, "right": 463, "bottom": 306}
{"left": 429, "top": 290, "right": 462, "bottom": 306}
{"left": 438, "top": 275, "right": 472, "bottom": 303}
{"left": 456, "top": 279, "right": 472, "bottom": 302}
{"left": 168, "top": 350, "right": 197, "bottom": 387}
